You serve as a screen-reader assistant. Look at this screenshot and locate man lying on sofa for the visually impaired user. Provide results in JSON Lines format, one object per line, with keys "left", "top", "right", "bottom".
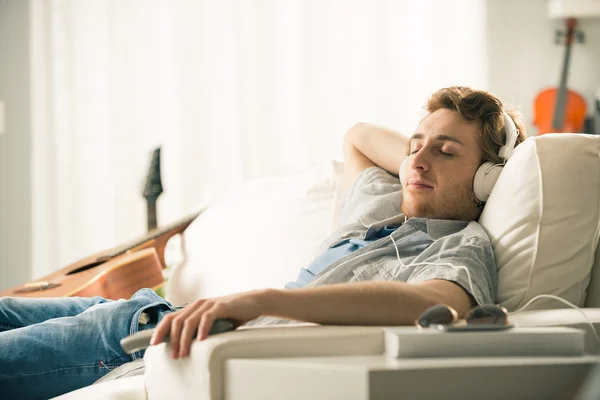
{"left": 0, "top": 86, "right": 526, "bottom": 399}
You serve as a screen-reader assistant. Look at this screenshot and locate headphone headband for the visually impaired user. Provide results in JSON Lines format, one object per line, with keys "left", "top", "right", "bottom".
{"left": 498, "top": 111, "right": 519, "bottom": 161}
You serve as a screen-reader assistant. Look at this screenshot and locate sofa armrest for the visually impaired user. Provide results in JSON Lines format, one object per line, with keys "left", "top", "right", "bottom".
{"left": 143, "top": 310, "right": 600, "bottom": 399}
{"left": 511, "top": 308, "right": 600, "bottom": 354}
{"left": 144, "top": 324, "right": 385, "bottom": 400}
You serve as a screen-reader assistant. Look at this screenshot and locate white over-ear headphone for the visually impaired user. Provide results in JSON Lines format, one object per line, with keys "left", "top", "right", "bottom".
{"left": 399, "top": 111, "right": 519, "bottom": 202}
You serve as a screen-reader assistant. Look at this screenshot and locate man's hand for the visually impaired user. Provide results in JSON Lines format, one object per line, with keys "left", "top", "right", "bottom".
{"left": 343, "top": 123, "right": 409, "bottom": 189}
{"left": 150, "top": 289, "right": 267, "bottom": 359}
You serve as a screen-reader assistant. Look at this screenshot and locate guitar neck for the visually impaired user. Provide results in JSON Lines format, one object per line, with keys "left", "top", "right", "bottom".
{"left": 143, "top": 147, "right": 163, "bottom": 233}
{"left": 102, "top": 210, "right": 203, "bottom": 261}
{"left": 147, "top": 201, "right": 158, "bottom": 232}
{"left": 552, "top": 42, "right": 572, "bottom": 130}
{"left": 552, "top": 19, "right": 576, "bottom": 131}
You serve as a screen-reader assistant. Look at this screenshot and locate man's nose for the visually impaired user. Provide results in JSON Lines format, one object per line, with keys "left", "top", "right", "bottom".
{"left": 410, "top": 149, "right": 431, "bottom": 172}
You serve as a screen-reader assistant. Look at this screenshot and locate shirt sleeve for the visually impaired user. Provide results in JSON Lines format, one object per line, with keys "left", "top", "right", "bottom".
{"left": 405, "top": 235, "right": 498, "bottom": 306}
{"left": 334, "top": 166, "right": 403, "bottom": 230}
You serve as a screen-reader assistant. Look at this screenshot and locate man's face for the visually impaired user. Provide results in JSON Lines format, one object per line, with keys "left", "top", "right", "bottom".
{"left": 401, "top": 108, "right": 483, "bottom": 221}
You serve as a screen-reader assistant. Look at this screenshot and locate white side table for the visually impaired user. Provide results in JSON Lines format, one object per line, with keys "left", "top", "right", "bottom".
{"left": 225, "top": 354, "right": 600, "bottom": 400}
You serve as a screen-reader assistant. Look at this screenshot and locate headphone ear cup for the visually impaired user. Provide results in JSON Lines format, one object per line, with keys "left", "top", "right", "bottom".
{"left": 399, "top": 157, "right": 408, "bottom": 185}
{"left": 473, "top": 162, "right": 503, "bottom": 202}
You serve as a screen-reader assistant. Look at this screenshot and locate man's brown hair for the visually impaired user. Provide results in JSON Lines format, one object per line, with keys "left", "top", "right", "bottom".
{"left": 425, "top": 86, "right": 527, "bottom": 164}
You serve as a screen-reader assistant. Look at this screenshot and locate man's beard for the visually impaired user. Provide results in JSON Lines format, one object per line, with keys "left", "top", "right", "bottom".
{"left": 401, "top": 181, "right": 479, "bottom": 221}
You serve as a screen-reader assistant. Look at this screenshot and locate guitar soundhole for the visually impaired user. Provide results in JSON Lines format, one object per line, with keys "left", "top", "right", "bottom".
{"left": 66, "top": 261, "right": 105, "bottom": 275}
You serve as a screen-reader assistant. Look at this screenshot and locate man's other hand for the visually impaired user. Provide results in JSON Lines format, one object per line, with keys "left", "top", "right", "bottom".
{"left": 150, "top": 289, "right": 267, "bottom": 359}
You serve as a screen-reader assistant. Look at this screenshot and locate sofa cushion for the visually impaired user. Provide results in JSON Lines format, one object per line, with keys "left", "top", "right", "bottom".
{"left": 165, "top": 161, "right": 343, "bottom": 305}
{"left": 479, "top": 134, "right": 600, "bottom": 311}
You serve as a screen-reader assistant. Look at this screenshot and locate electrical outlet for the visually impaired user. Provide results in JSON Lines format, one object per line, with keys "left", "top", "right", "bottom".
{"left": 0, "top": 101, "right": 5, "bottom": 136}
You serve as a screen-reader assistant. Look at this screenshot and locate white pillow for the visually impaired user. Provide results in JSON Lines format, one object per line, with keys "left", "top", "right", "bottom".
{"left": 165, "top": 161, "right": 343, "bottom": 305}
{"left": 480, "top": 134, "right": 600, "bottom": 311}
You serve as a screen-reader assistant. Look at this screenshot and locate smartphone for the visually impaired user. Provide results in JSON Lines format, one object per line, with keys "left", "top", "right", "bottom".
{"left": 434, "top": 323, "right": 514, "bottom": 332}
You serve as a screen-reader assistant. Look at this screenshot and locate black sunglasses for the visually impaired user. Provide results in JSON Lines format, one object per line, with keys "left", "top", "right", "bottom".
{"left": 416, "top": 304, "right": 511, "bottom": 331}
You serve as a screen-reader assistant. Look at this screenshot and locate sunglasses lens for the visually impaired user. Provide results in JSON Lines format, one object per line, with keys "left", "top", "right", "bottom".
{"left": 465, "top": 305, "right": 508, "bottom": 325}
{"left": 417, "top": 304, "right": 457, "bottom": 328}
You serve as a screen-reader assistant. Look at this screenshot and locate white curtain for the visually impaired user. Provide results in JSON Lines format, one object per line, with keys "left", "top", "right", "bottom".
{"left": 30, "top": 0, "right": 488, "bottom": 278}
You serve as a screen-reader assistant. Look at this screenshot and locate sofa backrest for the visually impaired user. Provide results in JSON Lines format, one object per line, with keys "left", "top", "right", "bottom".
{"left": 166, "top": 161, "right": 344, "bottom": 305}
{"left": 480, "top": 134, "right": 600, "bottom": 311}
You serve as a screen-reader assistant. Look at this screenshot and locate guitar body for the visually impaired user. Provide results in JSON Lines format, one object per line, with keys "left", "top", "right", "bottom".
{"left": 0, "top": 248, "right": 164, "bottom": 299}
{"left": 534, "top": 87, "right": 587, "bottom": 134}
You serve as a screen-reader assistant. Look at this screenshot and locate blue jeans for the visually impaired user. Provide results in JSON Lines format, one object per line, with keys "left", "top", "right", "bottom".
{"left": 0, "top": 288, "right": 177, "bottom": 399}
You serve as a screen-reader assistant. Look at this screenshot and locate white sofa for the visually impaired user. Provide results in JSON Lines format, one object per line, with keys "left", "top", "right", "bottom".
{"left": 55, "top": 133, "right": 600, "bottom": 399}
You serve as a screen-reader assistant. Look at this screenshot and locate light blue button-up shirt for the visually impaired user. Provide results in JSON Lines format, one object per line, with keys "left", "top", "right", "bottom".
{"left": 247, "top": 167, "right": 497, "bottom": 327}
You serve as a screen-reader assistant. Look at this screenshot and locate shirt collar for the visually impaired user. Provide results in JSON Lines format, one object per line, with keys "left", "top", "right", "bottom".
{"left": 364, "top": 213, "right": 469, "bottom": 240}
{"left": 407, "top": 217, "right": 470, "bottom": 240}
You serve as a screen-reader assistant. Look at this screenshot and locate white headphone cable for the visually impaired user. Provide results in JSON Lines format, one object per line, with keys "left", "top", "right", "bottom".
{"left": 390, "top": 233, "right": 478, "bottom": 300}
{"left": 511, "top": 294, "right": 600, "bottom": 344}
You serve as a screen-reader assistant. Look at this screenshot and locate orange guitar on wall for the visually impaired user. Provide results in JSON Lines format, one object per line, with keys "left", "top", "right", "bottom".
{"left": 0, "top": 148, "right": 201, "bottom": 300}
{"left": 533, "top": 18, "right": 587, "bottom": 135}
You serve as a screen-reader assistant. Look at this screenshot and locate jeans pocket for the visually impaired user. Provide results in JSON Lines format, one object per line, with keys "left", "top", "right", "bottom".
{"left": 138, "top": 303, "right": 176, "bottom": 328}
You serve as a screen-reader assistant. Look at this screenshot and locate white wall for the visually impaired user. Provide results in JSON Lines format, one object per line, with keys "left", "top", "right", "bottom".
{"left": 0, "top": 0, "right": 598, "bottom": 291}
{"left": 486, "top": 0, "right": 600, "bottom": 136}
{"left": 0, "top": 0, "right": 32, "bottom": 291}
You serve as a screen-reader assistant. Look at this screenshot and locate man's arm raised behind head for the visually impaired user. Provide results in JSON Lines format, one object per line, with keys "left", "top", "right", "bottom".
{"left": 343, "top": 123, "right": 409, "bottom": 189}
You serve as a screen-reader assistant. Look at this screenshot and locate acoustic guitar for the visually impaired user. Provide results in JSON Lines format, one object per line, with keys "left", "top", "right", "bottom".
{"left": 0, "top": 148, "right": 202, "bottom": 300}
